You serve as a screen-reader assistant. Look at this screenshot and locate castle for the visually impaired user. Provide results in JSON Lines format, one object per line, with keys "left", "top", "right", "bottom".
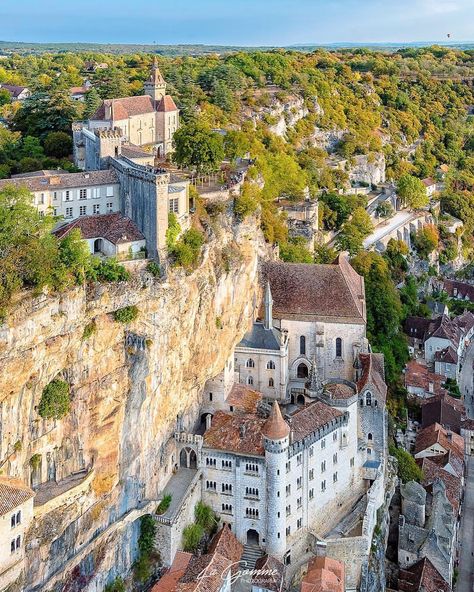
{"left": 73, "top": 60, "right": 179, "bottom": 170}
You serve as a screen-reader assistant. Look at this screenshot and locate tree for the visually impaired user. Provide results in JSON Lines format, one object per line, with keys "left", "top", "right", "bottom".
{"left": 376, "top": 201, "right": 394, "bottom": 219}
{"left": 411, "top": 224, "right": 439, "bottom": 259}
{"left": 173, "top": 121, "right": 224, "bottom": 174}
{"left": 182, "top": 523, "right": 204, "bottom": 553}
{"left": 38, "top": 379, "right": 71, "bottom": 420}
{"left": 234, "top": 182, "right": 260, "bottom": 218}
{"left": 13, "top": 91, "right": 79, "bottom": 138}
{"left": 314, "top": 243, "right": 338, "bottom": 264}
{"left": 224, "top": 130, "right": 250, "bottom": 161}
{"left": 280, "top": 237, "right": 313, "bottom": 263}
{"left": 83, "top": 88, "right": 102, "bottom": 118}
{"left": 389, "top": 445, "right": 423, "bottom": 483}
{"left": 0, "top": 89, "right": 10, "bottom": 106}
{"left": 44, "top": 131, "right": 73, "bottom": 159}
{"left": 397, "top": 174, "right": 429, "bottom": 210}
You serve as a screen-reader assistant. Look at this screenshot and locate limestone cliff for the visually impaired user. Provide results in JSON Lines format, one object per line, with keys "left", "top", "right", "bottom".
{"left": 0, "top": 214, "right": 267, "bottom": 591}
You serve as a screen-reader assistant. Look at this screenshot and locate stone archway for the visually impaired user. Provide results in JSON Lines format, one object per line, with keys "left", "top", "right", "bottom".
{"left": 247, "top": 529, "right": 259, "bottom": 545}
{"left": 297, "top": 363, "right": 309, "bottom": 379}
{"left": 179, "top": 447, "right": 198, "bottom": 469}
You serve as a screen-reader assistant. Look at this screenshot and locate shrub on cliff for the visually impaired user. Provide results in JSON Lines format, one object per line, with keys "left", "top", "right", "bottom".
{"left": 113, "top": 305, "right": 139, "bottom": 324}
{"left": 182, "top": 523, "right": 204, "bottom": 553}
{"left": 170, "top": 228, "right": 205, "bottom": 271}
{"left": 104, "top": 578, "right": 125, "bottom": 592}
{"left": 166, "top": 212, "right": 181, "bottom": 250}
{"left": 389, "top": 444, "right": 423, "bottom": 483}
{"left": 38, "top": 379, "right": 71, "bottom": 420}
{"left": 195, "top": 501, "right": 219, "bottom": 535}
{"left": 87, "top": 258, "right": 130, "bottom": 282}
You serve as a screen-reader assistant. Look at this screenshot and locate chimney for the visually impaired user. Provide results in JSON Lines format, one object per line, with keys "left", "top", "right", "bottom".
{"left": 264, "top": 281, "right": 273, "bottom": 331}
{"left": 240, "top": 425, "right": 246, "bottom": 438}
{"left": 315, "top": 541, "right": 327, "bottom": 557}
{"left": 447, "top": 431, "right": 452, "bottom": 442}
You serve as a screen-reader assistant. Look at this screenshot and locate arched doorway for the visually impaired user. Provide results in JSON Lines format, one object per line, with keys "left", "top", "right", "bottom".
{"left": 297, "top": 394, "right": 305, "bottom": 405}
{"left": 200, "top": 413, "right": 213, "bottom": 431}
{"left": 297, "top": 363, "right": 309, "bottom": 379}
{"left": 189, "top": 450, "right": 197, "bottom": 469}
{"left": 93, "top": 238, "right": 103, "bottom": 254}
{"left": 247, "top": 529, "right": 259, "bottom": 545}
{"left": 179, "top": 447, "right": 198, "bottom": 469}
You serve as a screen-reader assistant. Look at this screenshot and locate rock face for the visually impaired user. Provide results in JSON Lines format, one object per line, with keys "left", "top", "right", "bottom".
{"left": 349, "top": 154, "right": 386, "bottom": 186}
{"left": 0, "top": 215, "right": 266, "bottom": 591}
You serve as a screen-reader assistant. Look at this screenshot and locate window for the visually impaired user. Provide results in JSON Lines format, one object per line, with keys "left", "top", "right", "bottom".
{"left": 309, "top": 469, "right": 314, "bottom": 480}
{"left": 246, "top": 359, "right": 255, "bottom": 368}
{"left": 300, "top": 335, "right": 306, "bottom": 355}
{"left": 206, "top": 457, "right": 217, "bottom": 467}
{"left": 221, "top": 483, "right": 232, "bottom": 493}
{"left": 350, "top": 457, "right": 355, "bottom": 468}
{"left": 39, "top": 211, "right": 44, "bottom": 218}
{"left": 297, "top": 477, "right": 302, "bottom": 489}
{"left": 269, "top": 378, "right": 274, "bottom": 387}
{"left": 65, "top": 190, "right": 71, "bottom": 201}
{"left": 245, "top": 463, "right": 258, "bottom": 474}
{"left": 65, "top": 207, "right": 73, "bottom": 218}
{"left": 245, "top": 487, "right": 259, "bottom": 497}
{"left": 368, "top": 433, "right": 373, "bottom": 441}
{"left": 297, "top": 363, "right": 309, "bottom": 379}
{"left": 206, "top": 480, "right": 216, "bottom": 490}
{"left": 247, "top": 376, "right": 254, "bottom": 386}
{"left": 366, "top": 393, "right": 372, "bottom": 406}
{"left": 321, "top": 439, "right": 326, "bottom": 450}
{"left": 309, "top": 488, "right": 314, "bottom": 500}
{"left": 286, "top": 484, "right": 291, "bottom": 497}
{"left": 53, "top": 191, "right": 58, "bottom": 201}
{"left": 333, "top": 472, "right": 338, "bottom": 483}
{"left": 286, "top": 461, "right": 291, "bottom": 473}
{"left": 246, "top": 508, "right": 259, "bottom": 519}
{"left": 106, "top": 186, "right": 114, "bottom": 197}
{"left": 297, "top": 454, "right": 302, "bottom": 466}
{"left": 321, "top": 461, "right": 326, "bottom": 473}
{"left": 79, "top": 205, "right": 87, "bottom": 216}
{"left": 53, "top": 208, "right": 58, "bottom": 216}
{"left": 11, "top": 540, "right": 15, "bottom": 554}
{"left": 297, "top": 497, "right": 302, "bottom": 509}
{"left": 336, "top": 337, "right": 342, "bottom": 358}
{"left": 106, "top": 202, "right": 113, "bottom": 213}
{"left": 38, "top": 193, "right": 45, "bottom": 205}
{"left": 297, "top": 518, "right": 302, "bottom": 529}
{"left": 222, "top": 459, "right": 232, "bottom": 469}
{"left": 286, "top": 526, "right": 291, "bottom": 537}
{"left": 286, "top": 505, "right": 291, "bottom": 517}
{"left": 309, "top": 446, "right": 314, "bottom": 457}
{"left": 169, "top": 198, "right": 179, "bottom": 213}
{"left": 93, "top": 204, "right": 100, "bottom": 214}
{"left": 222, "top": 503, "right": 232, "bottom": 513}
{"left": 333, "top": 432, "right": 338, "bottom": 442}
{"left": 209, "top": 393, "right": 213, "bottom": 402}
{"left": 11, "top": 515, "right": 16, "bottom": 529}
{"left": 92, "top": 188, "right": 100, "bottom": 199}
{"left": 267, "top": 360, "right": 275, "bottom": 370}
{"left": 321, "top": 480, "right": 326, "bottom": 492}
{"left": 79, "top": 189, "right": 87, "bottom": 200}
{"left": 333, "top": 453, "right": 338, "bottom": 465}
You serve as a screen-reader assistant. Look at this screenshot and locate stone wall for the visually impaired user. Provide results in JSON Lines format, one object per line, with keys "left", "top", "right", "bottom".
{"left": 0, "top": 214, "right": 268, "bottom": 591}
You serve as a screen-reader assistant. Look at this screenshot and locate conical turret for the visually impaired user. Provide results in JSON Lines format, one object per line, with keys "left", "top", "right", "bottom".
{"left": 262, "top": 401, "right": 290, "bottom": 441}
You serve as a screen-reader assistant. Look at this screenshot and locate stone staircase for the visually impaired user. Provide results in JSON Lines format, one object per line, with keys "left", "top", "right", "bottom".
{"left": 240, "top": 543, "right": 264, "bottom": 570}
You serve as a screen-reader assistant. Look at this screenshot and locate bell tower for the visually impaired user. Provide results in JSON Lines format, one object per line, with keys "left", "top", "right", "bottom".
{"left": 144, "top": 58, "right": 167, "bottom": 103}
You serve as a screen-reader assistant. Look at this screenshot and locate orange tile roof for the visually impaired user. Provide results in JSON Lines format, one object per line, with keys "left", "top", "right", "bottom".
{"left": 157, "top": 95, "right": 178, "bottom": 112}
{"left": 262, "top": 401, "right": 290, "bottom": 440}
{"left": 301, "top": 556, "right": 345, "bottom": 592}
{"left": 151, "top": 552, "right": 193, "bottom": 592}
{"left": 204, "top": 411, "right": 267, "bottom": 456}
{"left": 415, "top": 422, "right": 464, "bottom": 457}
{"left": 207, "top": 525, "right": 243, "bottom": 571}
{"left": 226, "top": 383, "right": 262, "bottom": 414}
{"left": 0, "top": 477, "right": 35, "bottom": 516}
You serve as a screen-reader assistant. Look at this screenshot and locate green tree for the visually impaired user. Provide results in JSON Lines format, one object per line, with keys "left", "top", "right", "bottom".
{"left": 389, "top": 445, "right": 423, "bottom": 483}
{"left": 182, "top": 523, "right": 204, "bottom": 553}
{"left": 314, "top": 243, "right": 338, "bottom": 264}
{"left": 38, "top": 379, "right": 71, "bottom": 420}
{"left": 13, "top": 91, "right": 79, "bottom": 138}
{"left": 280, "top": 237, "right": 313, "bottom": 263}
{"left": 411, "top": 224, "right": 439, "bottom": 259}
{"left": 234, "top": 182, "right": 260, "bottom": 218}
{"left": 83, "top": 87, "right": 102, "bottom": 118}
{"left": 44, "top": 131, "right": 73, "bottom": 159}
{"left": 397, "top": 174, "right": 429, "bottom": 210}
{"left": 376, "top": 201, "right": 394, "bottom": 219}
{"left": 224, "top": 130, "right": 251, "bottom": 161}
{"left": 0, "top": 89, "right": 10, "bottom": 106}
{"left": 173, "top": 121, "right": 224, "bottom": 174}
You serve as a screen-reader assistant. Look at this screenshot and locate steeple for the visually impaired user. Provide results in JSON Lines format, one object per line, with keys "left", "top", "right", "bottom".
{"left": 144, "top": 58, "right": 167, "bottom": 102}
{"left": 262, "top": 401, "right": 290, "bottom": 441}
{"left": 264, "top": 281, "right": 273, "bottom": 331}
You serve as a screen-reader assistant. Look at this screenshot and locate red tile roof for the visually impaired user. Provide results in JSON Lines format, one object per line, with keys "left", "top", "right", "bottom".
{"left": 263, "top": 255, "right": 365, "bottom": 323}
{"left": 442, "top": 279, "right": 474, "bottom": 302}
{"left": 289, "top": 402, "right": 343, "bottom": 444}
{"left": 0, "top": 477, "right": 35, "bottom": 516}
{"left": 434, "top": 346, "right": 458, "bottom": 365}
{"left": 325, "top": 382, "right": 356, "bottom": 400}
{"left": 357, "top": 353, "right": 387, "bottom": 402}
{"left": 157, "top": 95, "right": 178, "bottom": 112}
{"left": 203, "top": 411, "right": 267, "bottom": 456}
{"left": 53, "top": 212, "right": 144, "bottom": 245}
{"left": 405, "top": 360, "right": 447, "bottom": 396}
{"left": 91, "top": 95, "right": 156, "bottom": 120}
{"left": 421, "top": 393, "right": 464, "bottom": 434}
{"left": 399, "top": 557, "right": 450, "bottom": 592}
{"left": 301, "top": 556, "right": 345, "bottom": 592}
{"left": 415, "top": 422, "right": 464, "bottom": 458}
{"left": 422, "top": 178, "right": 436, "bottom": 187}
{"left": 253, "top": 555, "right": 285, "bottom": 592}
{"left": 226, "top": 383, "right": 262, "bottom": 414}
{"left": 151, "top": 552, "right": 193, "bottom": 592}
{"left": 176, "top": 552, "right": 232, "bottom": 592}
{"left": 0, "top": 169, "right": 118, "bottom": 192}
{"left": 207, "top": 525, "right": 243, "bottom": 571}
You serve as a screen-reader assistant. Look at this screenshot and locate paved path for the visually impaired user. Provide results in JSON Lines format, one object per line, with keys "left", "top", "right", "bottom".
{"left": 363, "top": 210, "right": 415, "bottom": 249}
{"left": 456, "top": 340, "right": 474, "bottom": 592}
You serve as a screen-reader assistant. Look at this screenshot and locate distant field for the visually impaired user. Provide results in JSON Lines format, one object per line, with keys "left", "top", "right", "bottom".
{"left": 1, "top": 40, "right": 474, "bottom": 56}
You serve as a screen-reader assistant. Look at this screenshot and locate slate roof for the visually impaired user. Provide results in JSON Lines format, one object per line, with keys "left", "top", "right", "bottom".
{"left": 203, "top": 411, "right": 267, "bottom": 456}
{"left": 0, "top": 169, "right": 118, "bottom": 192}
{"left": 238, "top": 322, "right": 282, "bottom": 351}
{"left": 399, "top": 557, "right": 451, "bottom": 592}
{"left": 225, "top": 383, "right": 262, "bottom": 414}
{"left": 54, "top": 212, "right": 144, "bottom": 245}
{"left": 252, "top": 555, "right": 285, "bottom": 592}
{"left": 289, "top": 401, "right": 343, "bottom": 444}
{"left": 421, "top": 394, "right": 463, "bottom": 434}
{"left": 461, "top": 417, "right": 474, "bottom": 430}
{"left": 426, "top": 315, "right": 461, "bottom": 347}
{"left": 422, "top": 177, "right": 436, "bottom": 188}
{"left": 357, "top": 353, "right": 387, "bottom": 402}
{"left": 417, "top": 457, "right": 462, "bottom": 513}
{"left": 401, "top": 481, "right": 427, "bottom": 505}
{"left": 121, "top": 144, "right": 153, "bottom": 159}
{"left": 92, "top": 95, "right": 156, "bottom": 120}
{"left": 0, "top": 477, "right": 35, "bottom": 516}
{"left": 262, "top": 255, "right": 365, "bottom": 323}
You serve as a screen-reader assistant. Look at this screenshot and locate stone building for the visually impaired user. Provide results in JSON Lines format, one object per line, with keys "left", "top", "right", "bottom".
{"left": 0, "top": 477, "right": 35, "bottom": 591}
{"left": 73, "top": 61, "right": 179, "bottom": 169}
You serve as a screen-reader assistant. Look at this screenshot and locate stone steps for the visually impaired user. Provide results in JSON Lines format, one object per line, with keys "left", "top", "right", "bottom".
{"left": 240, "top": 543, "right": 264, "bottom": 570}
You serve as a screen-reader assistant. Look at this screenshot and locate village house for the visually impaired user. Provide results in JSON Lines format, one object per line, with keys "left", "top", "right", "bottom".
{"left": 398, "top": 557, "right": 451, "bottom": 592}
{"left": 404, "top": 360, "right": 447, "bottom": 399}
{"left": 460, "top": 418, "right": 474, "bottom": 456}
{"left": 300, "top": 548, "right": 345, "bottom": 592}
{"left": 0, "top": 477, "right": 35, "bottom": 591}
{"left": 420, "top": 393, "right": 464, "bottom": 434}
{"left": 421, "top": 178, "right": 438, "bottom": 198}
{"left": 414, "top": 423, "right": 464, "bottom": 480}
{"left": 0, "top": 83, "right": 30, "bottom": 101}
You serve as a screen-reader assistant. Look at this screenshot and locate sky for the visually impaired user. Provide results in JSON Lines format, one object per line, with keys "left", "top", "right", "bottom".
{"left": 1, "top": 0, "right": 474, "bottom": 46}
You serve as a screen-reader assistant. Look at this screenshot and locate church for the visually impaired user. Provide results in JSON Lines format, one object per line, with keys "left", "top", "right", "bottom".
{"left": 73, "top": 61, "right": 179, "bottom": 170}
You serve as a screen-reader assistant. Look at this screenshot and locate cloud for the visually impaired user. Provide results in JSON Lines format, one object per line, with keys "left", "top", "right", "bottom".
{"left": 419, "top": 0, "right": 470, "bottom": 14}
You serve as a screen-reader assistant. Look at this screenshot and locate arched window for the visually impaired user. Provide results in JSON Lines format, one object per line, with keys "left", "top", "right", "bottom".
{"left": 368, "top": 433, "right": 373, "bottom": 441}
{"left": 366, "top": 392, "right": 372, "bottom": 406}
{"left": 300, "top": 336, "right": 306, "bottom": 355}
{"left": 297, "top": 363, "right": 309, "bottom": 379}
{"left": 269, "top": 378, "right": 274, "bottom": 387}
{"left": 267, "top": 360, "right": 275, "bottom": 370}
{"left": 246, "top": 359, "right": 255, "bottom": 368}
{"left": 247, "top": 376, "right": 254, "bottom": 386}
{"left": 335, "top": 338, "right": 342, "bottom": 358}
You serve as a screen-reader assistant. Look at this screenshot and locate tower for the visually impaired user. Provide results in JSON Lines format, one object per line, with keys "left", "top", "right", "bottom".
{"left": 264, "top": 281, "right": 273, "bottom": 331}
{"left": 144, "top": 58, "right": 167, "bottom": 103}
{"left": 262, "top": 402, "right": 290, "bottom": 559}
